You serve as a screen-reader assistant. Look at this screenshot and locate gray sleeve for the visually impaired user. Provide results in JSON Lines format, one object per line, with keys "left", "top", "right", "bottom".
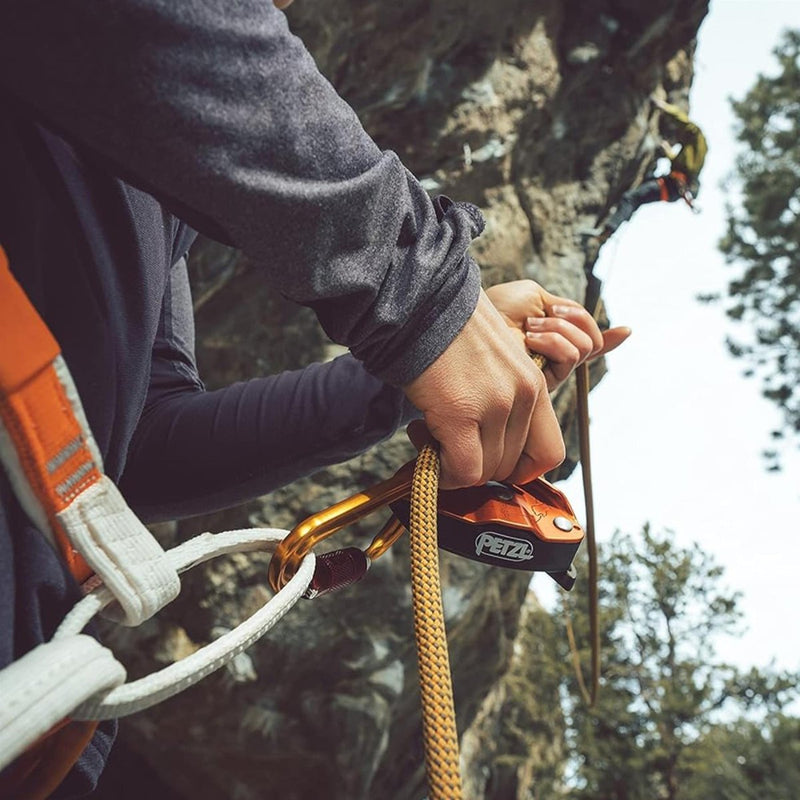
{"left": 0, "top": 0, "right": 483, "bottom": 386}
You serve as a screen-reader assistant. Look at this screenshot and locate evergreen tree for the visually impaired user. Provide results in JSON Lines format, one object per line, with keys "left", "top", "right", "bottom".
{"left": 716, "top": 29, "right": 800, "bottom": 469}
{"left": 681, "top": 715, "right": 800, "bottom": 800}
{"left": 554, "top": 526, "right": 798, "bottom": 800}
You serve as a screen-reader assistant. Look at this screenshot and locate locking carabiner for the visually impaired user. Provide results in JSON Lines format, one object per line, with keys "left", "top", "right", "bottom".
{"left": 267, "top": 460, "right": 416, "bottom": 596}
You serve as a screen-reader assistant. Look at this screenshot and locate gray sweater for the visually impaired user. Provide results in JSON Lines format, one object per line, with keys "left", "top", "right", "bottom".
{"left": 0, "top": 0, "right": 483, "bottom": 387}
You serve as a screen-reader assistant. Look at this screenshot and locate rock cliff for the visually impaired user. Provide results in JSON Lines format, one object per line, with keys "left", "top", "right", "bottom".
{"left": 96, "top": 1, "right": 708, "bottom": 798}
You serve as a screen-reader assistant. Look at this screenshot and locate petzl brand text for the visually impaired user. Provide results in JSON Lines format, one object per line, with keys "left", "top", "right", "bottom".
{"left": 474, "top": 532, "right": 534, "bottom": 562}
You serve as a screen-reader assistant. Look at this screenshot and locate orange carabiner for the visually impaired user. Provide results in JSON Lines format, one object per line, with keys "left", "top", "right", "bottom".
{"left": 267, "top": 460, "right": 416, "bottom": 595}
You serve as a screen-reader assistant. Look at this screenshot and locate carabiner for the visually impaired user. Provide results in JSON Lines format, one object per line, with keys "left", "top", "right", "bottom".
{"left": 267, "top": 460, "right": 416, "bottom": 595}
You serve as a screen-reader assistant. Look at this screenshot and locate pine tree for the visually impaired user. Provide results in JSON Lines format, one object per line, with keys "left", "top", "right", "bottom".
{"left": 681, "top": 715, "right": 800, "bottom": 800}
{"left": 716, "top": 29, "right": 800, "bottom": 469}
{"left": 555, "top": 526, "right": 798, "bottom": 800}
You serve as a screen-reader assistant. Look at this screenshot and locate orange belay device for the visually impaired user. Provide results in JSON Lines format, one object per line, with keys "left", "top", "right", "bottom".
{"left": 268, "top": 458, "right": 584, "bottom": 598}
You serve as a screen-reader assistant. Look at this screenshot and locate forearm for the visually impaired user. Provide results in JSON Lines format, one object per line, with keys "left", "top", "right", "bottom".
{"left": 0, "top": 0, "right": 481, "bottom": 385}
{"left": 120, "top": 355, "right": 417, "bottom": 521}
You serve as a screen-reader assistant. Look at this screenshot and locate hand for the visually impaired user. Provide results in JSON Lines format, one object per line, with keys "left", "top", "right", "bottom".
{"left": 403, "top": 290, "right": 565, "bottom": 489}
{"left": 660, "top": 139, "right": 677, "bottom": 161}
{"left": 650, "top": 94, "right": 669, "bottom": 111}
{"left": 485, "top": 279, "right": 631, "bottom": 391}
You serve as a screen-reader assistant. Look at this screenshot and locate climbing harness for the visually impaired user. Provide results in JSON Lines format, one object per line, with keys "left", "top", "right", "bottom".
{"left": 0, "top": 248, "right": 316, "bottom": 798}
{"left": 0, "top": 238, "right": 602, "bottom": 800}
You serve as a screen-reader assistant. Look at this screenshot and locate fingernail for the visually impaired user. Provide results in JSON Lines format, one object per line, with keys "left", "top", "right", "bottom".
{"left": 526, "top": 317, "right": 544, "bottom": 327}
{"left": 551, "top": 304, "right": 577, "bottom": 316}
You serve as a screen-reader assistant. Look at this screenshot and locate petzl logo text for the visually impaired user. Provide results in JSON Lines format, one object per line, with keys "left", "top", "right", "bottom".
{"left": 474, "top": 531, "right": 534, "bottom": 562}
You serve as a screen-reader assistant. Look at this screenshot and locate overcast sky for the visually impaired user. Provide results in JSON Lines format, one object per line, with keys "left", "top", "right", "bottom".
{"left": 537, "top": 0, "right": 800, "bottom": 674}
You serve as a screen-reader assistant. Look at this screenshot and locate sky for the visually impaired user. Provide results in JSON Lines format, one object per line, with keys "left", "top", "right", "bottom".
{"left": 535, "top": 0, "right": 800, "bottom": 674}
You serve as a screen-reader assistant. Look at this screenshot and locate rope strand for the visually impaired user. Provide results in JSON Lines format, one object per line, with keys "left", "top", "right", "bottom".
{"left": 409, "top": 443, "right": 463, "bottom": 800}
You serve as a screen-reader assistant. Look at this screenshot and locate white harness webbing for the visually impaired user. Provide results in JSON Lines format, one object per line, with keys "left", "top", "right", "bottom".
{"left": 0, "top": 248, "right": 314, "bottom": 779}
{"left": 0, "top": 529, "right": 313, "bottom": 770}
{"left": 0, "top": 245, "right": 181, "bottom": 626}
{"left": 57, "top": 529, "right": 314, "bottom": 721}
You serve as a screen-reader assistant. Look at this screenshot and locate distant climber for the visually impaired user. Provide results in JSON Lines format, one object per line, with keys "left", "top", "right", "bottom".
{"left": 591, "top": 95, "right": 707, "bottom": 244}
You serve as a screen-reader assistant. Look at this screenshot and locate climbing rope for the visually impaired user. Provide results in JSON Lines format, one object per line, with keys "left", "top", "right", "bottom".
{"left": 409, "top": 443, "right": 463, "bottom": 800}
{"left": 562, "top": 264, "right": 604, "bottom": 709}
{"left": 576, "top": 363, "right": 600, "bottom": 706}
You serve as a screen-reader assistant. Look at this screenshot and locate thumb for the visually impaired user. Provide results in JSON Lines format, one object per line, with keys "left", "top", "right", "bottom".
{"left": 597, "top": 326, "right": 632, "bottom": 358}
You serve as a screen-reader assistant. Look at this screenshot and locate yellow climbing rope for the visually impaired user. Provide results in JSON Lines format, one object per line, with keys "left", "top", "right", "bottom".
{"left": 409, "top": 443, "right": 463, "bottom": 800}
{"left": 406, "top": 352, "right": 574, "bottom": 800}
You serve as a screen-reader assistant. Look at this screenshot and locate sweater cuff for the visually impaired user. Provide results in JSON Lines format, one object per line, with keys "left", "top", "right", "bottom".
{"left": 373, "top": 254, "right": 481, "bottom": 387}
{"left": 357, "top": 197, "right": 484, "bottom": 387}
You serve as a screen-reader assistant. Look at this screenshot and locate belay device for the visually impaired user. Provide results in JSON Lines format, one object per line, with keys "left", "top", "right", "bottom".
{"left": 268, "top": 458, "right": 584, "bottom": 597}
{"left": 393, "top": 478, "right": 582, "bottom": 589}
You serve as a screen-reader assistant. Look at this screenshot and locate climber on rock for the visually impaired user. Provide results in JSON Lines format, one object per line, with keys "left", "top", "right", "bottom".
{"left": 591, "top": 95, "right": 708, "bottom": 245}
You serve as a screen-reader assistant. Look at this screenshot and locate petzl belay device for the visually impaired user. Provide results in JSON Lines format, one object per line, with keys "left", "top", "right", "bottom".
{"left": 390, "top": 478, "right": 583, "bottom": 590}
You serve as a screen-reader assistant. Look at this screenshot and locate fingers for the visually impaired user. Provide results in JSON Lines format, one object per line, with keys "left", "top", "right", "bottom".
{"left": 403, "top": 291, "right": 565, "bottom": 489}
{"left": 524, "top": 305, "right": 632, "bottom": 391}
{"left": 431, "top": 374, "right": 551, "bottom": 489}
{"left": 540, "top": 304, "right": 605, "bottom": 352}
{"left": 494, "top": 377, "right": 535, "bottom": 483}
{"left": 508, "top": 387, "right": 565, "bottom": 485}
{"left": 524, "top": 305, "right": 600, "bottom": 390}
{"left": 408, "top": 381, "right": 563, "bottom": 489}
{"left": 599, "top": 326, "right": 632, "bottom": 356}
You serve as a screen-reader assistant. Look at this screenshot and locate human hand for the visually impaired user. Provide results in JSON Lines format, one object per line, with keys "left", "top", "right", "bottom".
{"left": 650, "top": 94, "right": 669, "bottom": 111}
{"left": 485, "top": 279, "right": 630, "bottom": 391}
{"left": 403, "top": 290, "right": 565, "bottom": 489}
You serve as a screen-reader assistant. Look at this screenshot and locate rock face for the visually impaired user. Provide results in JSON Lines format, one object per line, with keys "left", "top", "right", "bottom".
{"left": 96, "top": 2, "right": 708, "bottom": 798}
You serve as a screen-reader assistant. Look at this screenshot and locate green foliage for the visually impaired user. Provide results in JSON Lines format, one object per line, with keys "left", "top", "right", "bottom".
{"left": 549, "top": 526, "right": 799, "bottom": 800}
{"left": 490, "top": 600, "right": 569, "bottom": 799}
{"left": 681, "top": 716, "right": 800, "bottom": 800}
{"left": 717, "top": 29, "right": 800, "bottom": 468}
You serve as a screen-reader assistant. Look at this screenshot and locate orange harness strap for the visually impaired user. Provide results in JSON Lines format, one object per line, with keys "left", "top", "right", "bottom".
{"left": 0, "top": 246, "right": 99, "bottom": 582}
{"left": 657, "top": 176, "right": 670, "bottom": 203}
{"left": 0, "top": 720, "right": 98, "bottom": 800}
{"left": 658, "top": 171, "right": 689, "bottom": 203}
{"left": 0, "top": 245, "right": 100, "bottom": 798}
